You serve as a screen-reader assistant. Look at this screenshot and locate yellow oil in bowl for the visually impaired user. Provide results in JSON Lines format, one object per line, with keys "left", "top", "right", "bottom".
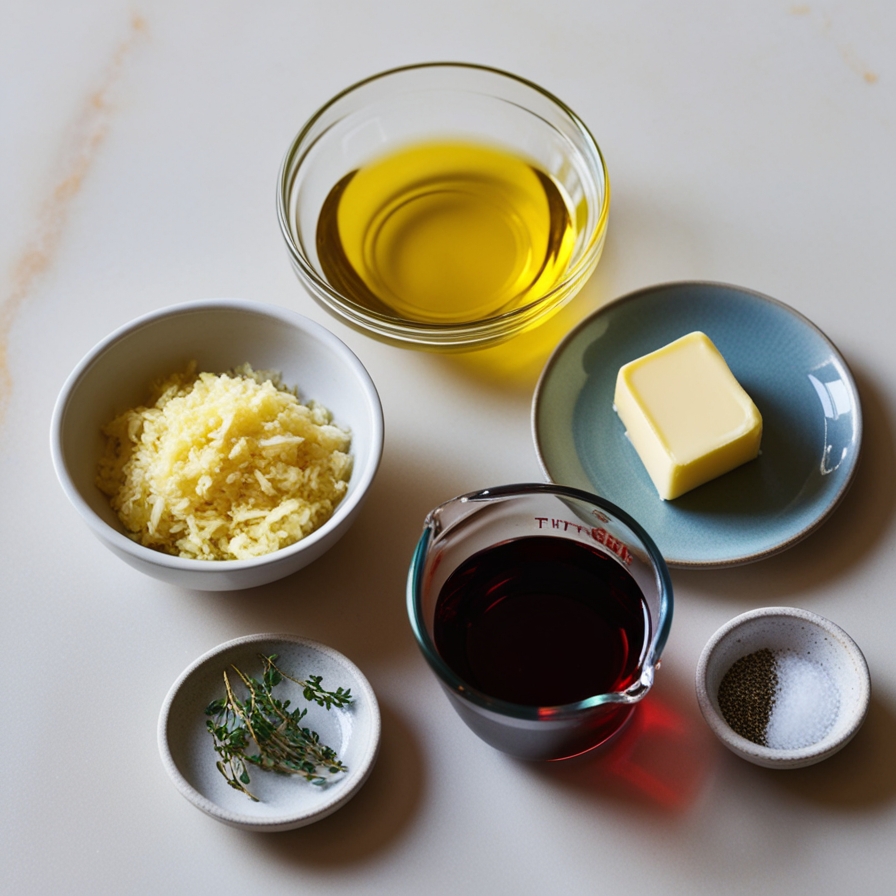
{"left": 315, "top": 141, "right": 578, "bottom": 325}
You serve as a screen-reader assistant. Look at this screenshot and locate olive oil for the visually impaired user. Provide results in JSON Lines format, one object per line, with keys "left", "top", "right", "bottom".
{"left": 315, "top": 141, "right": 578, "bottom": 324}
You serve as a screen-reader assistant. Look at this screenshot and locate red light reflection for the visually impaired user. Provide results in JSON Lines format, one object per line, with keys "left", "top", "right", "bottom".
{"left": 537, "top": 690, "right": 718, "bottom": 813}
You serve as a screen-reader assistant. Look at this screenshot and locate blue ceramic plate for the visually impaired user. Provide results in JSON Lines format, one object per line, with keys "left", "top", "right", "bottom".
{"left": 532, "top": 282, "right": 862, "bottom": 567}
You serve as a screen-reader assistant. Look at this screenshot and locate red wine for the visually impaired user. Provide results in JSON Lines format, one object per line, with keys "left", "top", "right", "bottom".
{"left": 433, "top": 536, "right": 647, "bottom": 706}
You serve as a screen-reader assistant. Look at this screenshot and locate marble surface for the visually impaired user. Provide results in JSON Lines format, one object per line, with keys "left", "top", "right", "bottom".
{"left": 3, "top": 2, "right": 896, "bottom": 894}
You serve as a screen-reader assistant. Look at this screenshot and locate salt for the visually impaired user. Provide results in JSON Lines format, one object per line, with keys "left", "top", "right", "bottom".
{"left": 765, "top": 651, "right": 840, "bottom": 750}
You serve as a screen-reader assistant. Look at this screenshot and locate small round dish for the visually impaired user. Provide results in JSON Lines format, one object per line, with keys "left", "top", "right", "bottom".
{"left": 695, "top": 607, "right": 870, "bottom": 769}
{"left": 277, "top": 62, "right": 610, "bottom": 351}
{"left": 50, "top": 298, "right": 384, "bottom": 590}
{"left": 532, "top": 281, "right": 862, "bottom": 567}
{"left": 158, "top": 634, "right": 380, "bottom": 831}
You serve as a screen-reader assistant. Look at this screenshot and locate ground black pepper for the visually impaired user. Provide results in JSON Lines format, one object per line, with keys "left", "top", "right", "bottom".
{"left": 717, "top": 648, "right": 778, "bottom": 745}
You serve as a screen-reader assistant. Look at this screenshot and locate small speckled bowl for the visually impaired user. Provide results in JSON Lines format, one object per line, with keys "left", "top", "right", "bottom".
{"left": 696, "top": 607, "right": 870, "bottom": 769}
{"left": 158, "top": 634, "right": 380, "bottom": 831}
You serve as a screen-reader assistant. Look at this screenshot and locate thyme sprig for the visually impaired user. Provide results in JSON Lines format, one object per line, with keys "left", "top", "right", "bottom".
{"left": 205, "top": 654, "right": 353, "bottom": 801}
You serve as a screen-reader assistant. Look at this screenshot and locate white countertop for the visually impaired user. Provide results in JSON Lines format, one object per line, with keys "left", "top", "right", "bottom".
{"left": 4, "top": 2, "right": 896, "bottom": 893}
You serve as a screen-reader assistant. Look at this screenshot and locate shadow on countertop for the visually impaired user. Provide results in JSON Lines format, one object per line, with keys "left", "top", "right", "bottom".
{"left": 183, "top": 436, "right": 461, "bottom": 668}
{"left": 765, "top": 691, "right": 896, "bottom": 810}
{"left": 673, "top": 363, "right": 896, "bottom": 605}
{"left": 525, "top": 677, "right": 896, "bottom": 818}
{"left": 249, "top": 698, "right": 424, "bottom": 864}
{"left": 526, "top": 671, "right": 720, "bottom": 817}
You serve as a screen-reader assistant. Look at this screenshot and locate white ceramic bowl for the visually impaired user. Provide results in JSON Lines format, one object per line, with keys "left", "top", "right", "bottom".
{"left": 158, "top": 633, "right": 380, "bottom": 831}
{"left": 696, "top": 607, "right": 870, "bottom": 769}
{"left": 50, "top": 299, "right": 384, "bottom": 591}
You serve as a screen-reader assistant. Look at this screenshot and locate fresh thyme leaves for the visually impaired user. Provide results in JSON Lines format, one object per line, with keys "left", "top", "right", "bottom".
{"left": 205, "top": 654, "right": 353, "bottom": 801}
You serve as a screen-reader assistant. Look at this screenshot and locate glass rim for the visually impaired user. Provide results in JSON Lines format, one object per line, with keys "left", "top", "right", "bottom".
{"left": 406, "top": 482, "right": 674, "bottom": 720}
{"left": 276, "top": 62, "right": 611, "bottom": 345}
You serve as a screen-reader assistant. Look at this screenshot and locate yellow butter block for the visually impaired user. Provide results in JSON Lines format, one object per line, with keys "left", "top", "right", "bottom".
{"left": 614, "top": 331, "right": 762, "bottom": 500}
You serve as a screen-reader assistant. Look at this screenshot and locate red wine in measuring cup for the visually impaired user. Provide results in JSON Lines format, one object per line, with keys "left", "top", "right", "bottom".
{"left": 433, "top": 535, "right": 648, "bottom": 707}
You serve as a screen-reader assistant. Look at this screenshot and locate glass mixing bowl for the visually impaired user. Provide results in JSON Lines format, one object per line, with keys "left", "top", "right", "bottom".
{"left": 277, "top": 62, "right": 610, "bottom": 351}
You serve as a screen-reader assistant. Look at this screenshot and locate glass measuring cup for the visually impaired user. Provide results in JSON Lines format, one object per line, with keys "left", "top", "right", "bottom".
{"left": 407, "top": 484, "right": 673, "bottom": 760}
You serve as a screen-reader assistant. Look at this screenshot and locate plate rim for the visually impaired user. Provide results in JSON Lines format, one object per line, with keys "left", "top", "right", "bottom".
{"left": 158, "top": 632, "right": 381, "bottom": 831}
{"left": 531, "top": 279, "right": 863, "bottom": 568}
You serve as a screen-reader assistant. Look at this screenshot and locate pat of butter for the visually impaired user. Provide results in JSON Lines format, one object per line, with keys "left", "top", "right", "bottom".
{"left": 614, "top": 331, "right": 762, "bottom": 500}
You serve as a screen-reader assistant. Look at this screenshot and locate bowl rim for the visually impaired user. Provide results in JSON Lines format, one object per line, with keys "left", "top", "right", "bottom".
{"left": 276, "top": 60, "right": 611, "bottom": 344}
{"left": 49, "top": 297, "right": 384, "bottom": 572}
{"left": 695, "top": 606, "right": 871, "bottom": 767}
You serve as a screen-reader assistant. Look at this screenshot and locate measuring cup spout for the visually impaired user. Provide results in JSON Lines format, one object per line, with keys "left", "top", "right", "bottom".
{"left": 423, "top": 492, "right": 480, "bottom": 540}
{"left": 621, "top": 665, "right": 656, "bottom": 703}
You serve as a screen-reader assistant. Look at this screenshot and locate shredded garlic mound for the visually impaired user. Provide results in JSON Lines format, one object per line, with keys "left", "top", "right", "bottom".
{"left": 96, "top": 363, "right": 352, "bottom": 560}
